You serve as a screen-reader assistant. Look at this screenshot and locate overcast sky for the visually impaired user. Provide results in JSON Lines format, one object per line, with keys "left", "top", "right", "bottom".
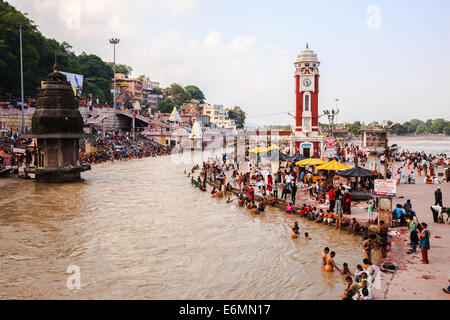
{"left": 9, "top": 0, "right": 450, "bottom": 126}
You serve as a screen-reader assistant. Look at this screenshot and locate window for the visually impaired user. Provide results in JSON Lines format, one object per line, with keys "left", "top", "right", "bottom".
{"left": 304, "top": 93, "right": 310, "bottom": 112}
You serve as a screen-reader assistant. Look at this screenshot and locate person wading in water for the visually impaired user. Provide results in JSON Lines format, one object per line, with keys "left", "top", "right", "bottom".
{"left": 325, "top": 251, "right": 341, "bottom": 272}
{"left": 321, "top": 247, "right": 330, "bottom": 266}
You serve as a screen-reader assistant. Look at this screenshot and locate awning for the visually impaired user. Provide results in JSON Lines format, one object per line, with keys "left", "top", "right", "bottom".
{"left": 248, "top": 146, "right": 268, "bottom": 153}
{"left": 295, "top": 158, "right": 326, "bottom": 166}
{"left": 336, "top": 166, "right": 378, "bottom": 178}
{"left": 315, "top": 160, "right": 351, "bottom": 171}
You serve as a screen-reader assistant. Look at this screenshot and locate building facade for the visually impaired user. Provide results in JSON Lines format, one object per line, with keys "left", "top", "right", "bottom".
{"left": 113, "top": 73, "right": 144, "bottom": 106}
{"left": 202, "top": 104, "right": 236, "bottom": 130}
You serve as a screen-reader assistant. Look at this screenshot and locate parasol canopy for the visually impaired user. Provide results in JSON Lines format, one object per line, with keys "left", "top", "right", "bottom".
{"left": 248, "top": 146, "right": 268, "bottom": 154}
{"left": 295, "top": 158, "right": 326, "bottom": 166}
{"left": 315, "top": 160, "right": 351, "bottom": 171}
{"left": 266, "top": 144, "right": 281, "bottom": 151}
{"left": 336, "top": 166, "right": 378, "bottom": 178}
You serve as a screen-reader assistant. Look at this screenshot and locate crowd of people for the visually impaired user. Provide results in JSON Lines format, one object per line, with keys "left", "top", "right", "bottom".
{"left": 185, "top": 141, "right": 449, "bottom": 299}
{"left": 393, "top": 151, "right": 450, "bottom": 184}
{"left": 0, "top": 129, "right": 34, "bottom": 169}
{"left": 0, "top": 129, "right": 172, "bottom": 171}
{"left": 79, "top": 131, "right": 171, "bottom": 165}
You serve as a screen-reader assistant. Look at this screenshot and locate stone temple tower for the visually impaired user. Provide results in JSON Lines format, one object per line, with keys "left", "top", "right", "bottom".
{"left": 26, "top": 63, "right": 90, "bottom": 182}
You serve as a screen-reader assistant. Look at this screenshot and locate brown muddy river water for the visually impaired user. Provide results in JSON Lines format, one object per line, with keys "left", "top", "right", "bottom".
{"left": 0, "top": 155, "right": 365, "bottom": 299}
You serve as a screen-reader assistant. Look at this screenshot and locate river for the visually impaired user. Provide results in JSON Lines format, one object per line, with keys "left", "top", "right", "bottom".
{"left": 0, "top": 154, "right": 365, "bottom": 300}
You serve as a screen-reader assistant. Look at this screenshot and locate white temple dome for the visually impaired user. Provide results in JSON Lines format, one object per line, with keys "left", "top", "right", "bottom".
{"left": 295, "top": 43, "right": 319, "bottom": 64}
{"left": 189, "top": 120, "right": 202, "bottom": 139}
{"left": 133, "top": 101, "right": 141, "bottom": 111}
{"left": 169, "top": 106, "right": 181, "bottom": 122}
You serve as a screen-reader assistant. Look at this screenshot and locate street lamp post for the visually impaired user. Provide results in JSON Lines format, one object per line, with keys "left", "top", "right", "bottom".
{"left": 109, "top": 38, "right": 120, "bottom": 130}
{"left": 323, "top": 101, "right": 340, "bottom": 139}
{"left": 19, "top": 25, "right": 25, "bottom": 133}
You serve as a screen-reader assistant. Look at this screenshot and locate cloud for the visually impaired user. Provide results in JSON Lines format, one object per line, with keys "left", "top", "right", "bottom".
{"left": 9, "top": 0, "right": 294, "bottom": 124}
{"left": 166, "top": 0, "right": 197, "bottom": 16}
{"left": 130, "top": 29, "right": 293, "bottom": 122}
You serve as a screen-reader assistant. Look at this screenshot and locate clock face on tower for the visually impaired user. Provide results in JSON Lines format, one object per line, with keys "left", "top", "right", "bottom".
{"left": 303, "top": 78, "right": 312, "bottom": 87}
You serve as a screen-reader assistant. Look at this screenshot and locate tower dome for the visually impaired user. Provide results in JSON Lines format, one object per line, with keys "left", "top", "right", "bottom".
{"left": 295, "top": 43, "right": 319, "bottom": 65}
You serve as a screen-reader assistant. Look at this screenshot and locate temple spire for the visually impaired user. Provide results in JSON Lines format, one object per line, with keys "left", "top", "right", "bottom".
{"left": 53, "top": 53, "right": 59, "bottom": 72}
{"left": 306, "top": 42, "right": 309, "bottom": 49}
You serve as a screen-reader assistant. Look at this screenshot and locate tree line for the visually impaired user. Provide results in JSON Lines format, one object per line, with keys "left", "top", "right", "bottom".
{"left": 0, "top": 0, "right": 132, "bottom": 103}
{"left": 343, "top": 119, "right": 450, "bottom": 136}
{"left": 0, "top": 1, "right": 209, "bottom": 114}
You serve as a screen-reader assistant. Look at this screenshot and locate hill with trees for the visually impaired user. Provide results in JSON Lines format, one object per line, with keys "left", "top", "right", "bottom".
{"left": 0, "top": 0, "right": 131, "bottom": 104}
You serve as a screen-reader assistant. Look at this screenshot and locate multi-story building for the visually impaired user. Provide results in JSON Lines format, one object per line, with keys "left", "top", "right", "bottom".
{"left": 202, "top": 104, "right": 236, "bottom": 130}
{"left": 113, "top": 73, "right": 144, "bottom": 106}
{"left": 142, "top": 79, "right": 162, "bottom": 111}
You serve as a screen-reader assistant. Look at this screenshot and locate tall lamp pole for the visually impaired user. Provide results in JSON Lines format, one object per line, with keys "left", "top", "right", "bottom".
{"left": 18, "top": 25, "right": 25, "bottom": 134}
{"left": 109, "top": 38, "right": 120, "bottom": 130}
{"left": 323, "top": 101, "right": 340, "bottom": 139}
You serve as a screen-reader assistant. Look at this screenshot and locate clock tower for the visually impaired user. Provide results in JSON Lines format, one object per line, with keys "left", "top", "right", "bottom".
{"left": 292, "top": 44, "right": 324, "bottom": 158}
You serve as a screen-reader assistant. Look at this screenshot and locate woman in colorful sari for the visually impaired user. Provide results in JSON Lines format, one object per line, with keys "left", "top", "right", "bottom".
{"left": 418, "top": 223, "right": 430, "bottom": 264}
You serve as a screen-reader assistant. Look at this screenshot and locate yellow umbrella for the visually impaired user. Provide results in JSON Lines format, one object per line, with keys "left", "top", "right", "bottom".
{"left": 266, "top": 144, "right": 281, "bottom": 151}
{"left": 295, "top": 158, "right": 326, "bottom": 166}
{"left": 315, "top": 160, "right": 351, "bottom": 171}
{"left": 248, "top": 146, "right": 268, "bottom": 153}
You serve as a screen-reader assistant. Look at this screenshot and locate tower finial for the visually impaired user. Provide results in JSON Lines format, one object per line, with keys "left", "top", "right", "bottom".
{"left": 306, "top": 42, "right": 309, "bottom": 49}
{"left": 53, "top": 53, "right": 59, "bottom": 72}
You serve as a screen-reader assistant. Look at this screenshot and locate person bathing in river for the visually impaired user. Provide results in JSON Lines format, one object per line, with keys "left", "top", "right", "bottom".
{"left": 293, "top": 221, "right": 299, "bottom": 233}
{"left": 285, "top": 202, "right": 295, "bottom": 214}
{"left": 291, "top": 227, "right": 300, "bottom": 239}
{"left": 348, "top": 218, "right": 360, "bottom": 234}
{"left": 250, "top": 202, "right": 259, "bottom": 215}
{"left": 210, "top": 187, "right": 217, "bottom": 198}
{"left": 258, "top": 200, "right": 266, "bottom": 212}
{"left": 304, "top": 232, "right": 311, "bottom": 240}
{"left": 321, "top": 247, "right": 330, "bottom": 266}
{"left": 268, "top": 194, "right": 276, "bottom": 206}
{"left": 325, "top": 251, "right": 340, "bottom": 272}
{"left": 362, "top": 234, "right": 376, "bottom": 265}
{"left": 340, "top": 263, "right": 353, "bottom": 276}
{"left": 335, "top": 213, "right": 344, "bottom": 231}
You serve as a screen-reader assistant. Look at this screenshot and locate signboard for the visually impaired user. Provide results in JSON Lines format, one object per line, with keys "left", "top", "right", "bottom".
{"left": 374, "top": 179, "right": 396, "bottom": 197}
{"left": 61, "top": 71, "right": 84, "bottom": 96}
{"left": 325, "top": 147, "right": 336, "bottom": 159}
{"left": 13, "top": 148, "right": 26, "bottom": 154}
{"left": 85, "top": 143, "right": 91, "bottom": 154}
{"left": 325, "top": 137, "right": 335, "bottom": 148}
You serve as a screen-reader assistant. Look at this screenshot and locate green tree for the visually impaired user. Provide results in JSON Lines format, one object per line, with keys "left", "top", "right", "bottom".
{"left": 345, "top": 121, "right": 361, "bottom": 135}
{"left": 0, "top": 1, "right": 115, "bottom": 103}
{"left": 158, "top": 98, "right": 177, "bottom": 113}
{"left": 427, "top": 118, "right": 446, "bottom": 134}
{"left": 228, "top": 105, "right": 246, "bottom": 129}
{"left": 391, "top": 123, "right": 407, "bottom": 135}
{"left": 106, "top": 62, "right": 133, "bottom": 77}
{"left": 168, "top": 83, "right": 188, "bottom": 106}
{"left": 444, "top": 122, "right": 450, "bottom": 135}
{"left": 184, "top": 85, "right": 205, "bottom": 101}
{"left": 150, "top": 87, "right": 163, "bottom": 95}
{"left": 415, "top": 123, "right": 426, "bottom": 134}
